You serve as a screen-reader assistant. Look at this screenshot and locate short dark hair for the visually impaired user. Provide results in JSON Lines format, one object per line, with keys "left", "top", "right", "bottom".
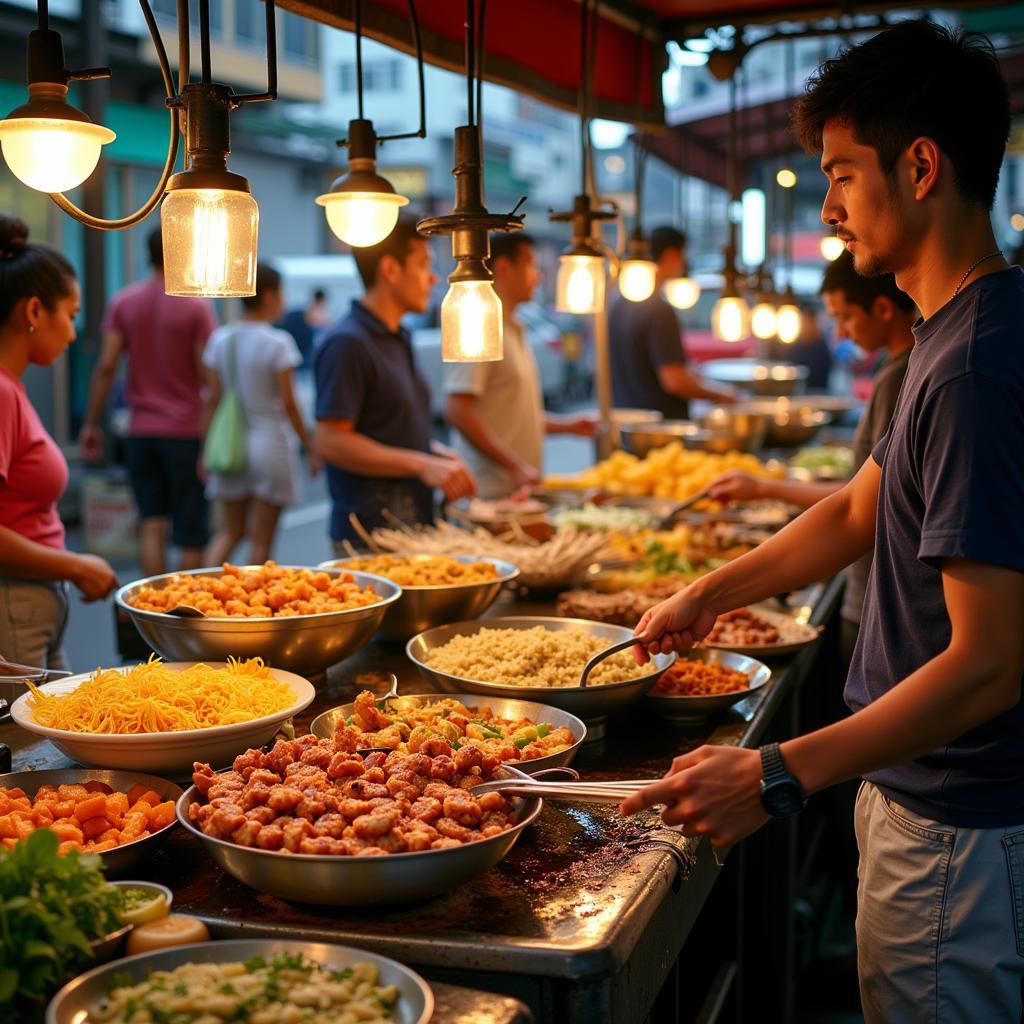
{"left": 793, "top": 21, "right": 1009, "bottom": 210}
{"left": 649, "top": 225, "right": 687, "bottom": 262}
{"left": 487, "top": 232, "right": 534, "bottom": 269}
{"left": 820, "top": 250, "right": 916, "bottom": 313}
{"left": 352, "top": 213, "right": 424, "bottom": 289}
{"left": 147, "top": 227, "right": 163, "bottom": 269}
{"left": 241, "top": 262, "right": 282, "bottom": 310}
{"left": 312, "top": 287, "right": 326, "bottom": 303}
{"left": 0, "top": 213, "right": 76, "bottom": 328}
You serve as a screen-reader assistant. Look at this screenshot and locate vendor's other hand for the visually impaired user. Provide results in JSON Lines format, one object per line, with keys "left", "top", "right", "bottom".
{"left": 632, "top": 585, "right": 717, "bottom": 664}
{"left": 420, "top": 454, "right": 476, "bottom": 501}
{"left": 562, "top": 414, "right": 600, "bottom": 437}
{"left": 307, "top": 449, "right": 324, "bottom": 478}
{"left": 619, "top": 745, "right": 768, "bottom": 847}
{"left": 707, "top": 470, "right": 764, "bottom": 503}
{"left": 510, "top": 460, "right": 542, "bottom": 490}
{"left": 71, "top": 553, "right": 118, "bottom": 601}
{"left": 78, "top": 424, "right": 104, "bottom": 461}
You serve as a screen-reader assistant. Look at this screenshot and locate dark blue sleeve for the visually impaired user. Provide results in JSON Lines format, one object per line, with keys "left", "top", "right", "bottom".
{"left": 314, "top": 334, "right": 371, "bottom": 423}
{"left": 917, "top": 374, "right": 1024, "bottom": 573}
{"left": 871, "top": 429, "right": 890, "bottom": 466}
{"left": 644, "top": 302, "right": 686, "bottom": 370}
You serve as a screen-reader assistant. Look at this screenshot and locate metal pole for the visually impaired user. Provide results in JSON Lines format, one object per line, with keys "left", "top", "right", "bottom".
{"left": 594, "top": 306, "right": 613, "bottom": 458}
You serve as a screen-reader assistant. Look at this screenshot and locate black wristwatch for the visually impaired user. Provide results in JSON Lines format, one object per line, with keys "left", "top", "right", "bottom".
{"left": 759, "top": 743, "right": 807, "bottom": 817}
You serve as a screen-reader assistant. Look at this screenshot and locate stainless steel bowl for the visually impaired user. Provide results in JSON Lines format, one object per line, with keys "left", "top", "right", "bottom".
{"left": 0, "top": 769, "right": 183, "bottom": 875}
{"left": 406, "top": 616, "right": 674, "bottom": 726}
{"left": 727, "top": 400, "right": 831, "bottom": 447}
{"left": 620, "top": 416, "right": 766, "bottom": 457}
{"left": 701, "top": 359, "right": 809, "bottom": 397}
{"left": 643, "top": 648, "right": 772, "bottom": 721}
{"left": 310, "top": 692, "right": 587, "bottom": 772}
{"left": 47, "top": 939, "right": 434, "bottom": 1024}
{"left": 320, "top": 555, "right": 519, "bottom": 642}
{"left": 177, "top": 764, "right": 542, "bottom": 906}
{"left": 115, "top": 566, "right": 402, "bottom": 676}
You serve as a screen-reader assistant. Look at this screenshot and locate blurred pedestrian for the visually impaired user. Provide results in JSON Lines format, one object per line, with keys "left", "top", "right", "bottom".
{"left": 203, "top": 264, "right": 321, "bottom": 565}
{"left": 280, "top": 286, "right": 331, "bottom": 369}
{"left": 0, "top": 214, "right": 117, "bottom": 669}
{"left": 79, "top": 228, "right": 217, "bottom": 577}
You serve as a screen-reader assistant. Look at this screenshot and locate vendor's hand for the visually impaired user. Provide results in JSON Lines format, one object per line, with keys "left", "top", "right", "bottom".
{"left": 707, "top": 470, "right": 764, "bottom": 503}
{"left": 619, "top": 745, "right": 768, "bottom": 847}
{"left": 560, "top": 414, "right": 600, "bottom": 437}
{"left": 78, "top": 424, "right": 104, "bottom": 461}
{"left": 419, "top": 454, "right": 477, "bottom": 501}
{"left": 307, "top": 449, "right": 324, "bottom": 478}
{"left": 510, "top": 460, "right": 541, "bottom": 490}
{"left": 70, "top": 553, "right": 118, "bottom": 602}
{"left": 632, "top": 584, "right": 718, "bottom": 664}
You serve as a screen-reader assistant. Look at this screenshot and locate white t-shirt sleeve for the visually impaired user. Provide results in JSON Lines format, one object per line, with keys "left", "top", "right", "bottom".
{"left": 271, "top": 328, "right": 303, "bottom": 374}
{"left": 443, "top": 360, "right": 489, "bottom": 397}
{"left": 201, "top": 327, "right": 225, "bottom": 372}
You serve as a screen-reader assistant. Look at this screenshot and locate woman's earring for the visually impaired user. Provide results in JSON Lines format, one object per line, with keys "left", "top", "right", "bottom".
{"left": 27, "top": 325, "right": 35, "bottom": 333}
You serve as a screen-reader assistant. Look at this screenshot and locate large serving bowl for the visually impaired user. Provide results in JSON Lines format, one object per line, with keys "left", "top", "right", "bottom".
{"left": 311, "top": 692, "right": 587, "bottom": 773}
{"left": 701, "top": 359, "right": 809, "bottom": 397}
{"left": 320, "top": 554, "right": 519, "bottom": 642}
{"left": 725, "top": 400, "right": 831, "bottom": 447}
{"left": 177, "top": 763, "right": 543, "bottom": 906}
{"left": 47, "top": 939, "right": 434, "bottom": 1024}
{"left": 115, "top": 566, "right": 401, "bottom": 676}
{"left": 10, "top": 664, "right": 315, "bottom": 773}
{"left": 0, "top": 768, "right": 183, "bottom": 874}
{"left": 644, "top": 648, "right": 772, "bottom": 721}
{"left": 620, "top": 416, "right": 766, "bottom": 457}
{"left": 406, "top": 616, "right": 675, "bottom": 729}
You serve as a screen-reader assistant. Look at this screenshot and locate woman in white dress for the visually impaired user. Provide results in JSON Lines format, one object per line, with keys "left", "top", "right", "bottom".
{"left": 202, "top": 264, "right": 321, "bottom": 564}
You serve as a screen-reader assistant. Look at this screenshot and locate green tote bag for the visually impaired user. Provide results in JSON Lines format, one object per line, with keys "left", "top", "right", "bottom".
{"left": 204, "top": 330, "right": 248, "bottom": 476}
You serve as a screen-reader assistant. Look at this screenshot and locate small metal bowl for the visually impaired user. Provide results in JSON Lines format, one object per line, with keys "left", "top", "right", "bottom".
{"left": 701, "top": 359, "right": 809, "bottom": 396}
{"left": 0, "top": 769, "right": 183, "bottom": 875}
{"left": 620, "top": 418, "right": 766, "bottom": 458}
{"left": 319, "top": 555, "right": 519, "bottom": 642}
{"left": 728, "top": 400, "right": 832, "bottom": 447}
{"left": 311, "top": 692, "right": 587, "bottom": 772}
{"left": 47, "top": 939, "right": 434, "bottom": 1024}
{"left": 406, "top": 616, "right": 674, "bottom": 732}
{"left": 115, "top": 566, "right": 402, "bottom": 676}
{"left": 177, "top": 763, "right": 543, "bottom": 906}
{"left": 89, "top": 923, "right": 133, "bottom": 964}
{"left": 644, "top": 648, "right": 772, "bottom": 721}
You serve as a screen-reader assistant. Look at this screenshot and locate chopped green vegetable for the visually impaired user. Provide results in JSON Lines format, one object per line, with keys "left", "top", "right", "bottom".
{"left": 537, "top": 723, "right": 550, "bottom": 739}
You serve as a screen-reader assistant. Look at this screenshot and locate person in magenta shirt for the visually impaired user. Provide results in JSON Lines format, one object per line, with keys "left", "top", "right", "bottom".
{"left": 0, "top": 213, "right": 118, "bottom": 670}
{"left": 79, "top": 228, "right": 218, "bottom": 577}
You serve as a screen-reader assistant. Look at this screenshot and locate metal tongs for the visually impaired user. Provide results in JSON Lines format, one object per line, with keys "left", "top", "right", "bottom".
{"left": 0, "top": 656, "right": 72, "bottom": 682}
{"left": 656, "top": 488, "right": 711, "bottom": 529}
{"left": 472, "top": 774, "right": 656, "bottom": 804}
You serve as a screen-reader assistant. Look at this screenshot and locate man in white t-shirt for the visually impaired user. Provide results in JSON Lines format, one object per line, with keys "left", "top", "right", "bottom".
{"left": 443, "top": 234, "right": 595, "bottom": 498}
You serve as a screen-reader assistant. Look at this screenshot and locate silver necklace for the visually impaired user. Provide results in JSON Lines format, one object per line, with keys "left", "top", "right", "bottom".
{"left": 952, "top": 250, "right": 1004, "bottom": 299}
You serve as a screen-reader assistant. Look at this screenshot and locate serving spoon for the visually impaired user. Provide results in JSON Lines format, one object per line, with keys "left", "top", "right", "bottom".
{"left": 578, "top": 636, "right": 648, "bottom": 688}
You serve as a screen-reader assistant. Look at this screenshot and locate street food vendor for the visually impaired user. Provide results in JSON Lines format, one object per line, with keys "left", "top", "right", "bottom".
{"left": 707, "top": 251, "right": 916, "bottom": 657}
{"left": 626, "top": 23, "right": 1024, "bottom": 1022}
{"left": 0, "top": 214, "right": 117, "bottom": 669}
{"left": 314, "top": 214, "right": 476, "bottom": 548}
{"left": 443, "top": 233, "right": 596, "bottom": 498}
{"left": 608, "top": 225, "right": 735, "bottom": 418}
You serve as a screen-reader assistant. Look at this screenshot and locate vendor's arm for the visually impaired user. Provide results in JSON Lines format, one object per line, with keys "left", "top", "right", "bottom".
{"left": 0, "top": 525, "right": 117, "bottom": 600}
{"left": 78, "top": 327, "right": 124, "bottom": 459}
{"left": 545, "top": 412, "right": 599, "bottom": 437}
{"left": 708, "top": 469, "right": 841, "bottom": 509}
{"left": 444, "top": 393, "right": 539, "bottom": 489}
{"left": 657, "top": 363, "right": 737, "bottom": 405}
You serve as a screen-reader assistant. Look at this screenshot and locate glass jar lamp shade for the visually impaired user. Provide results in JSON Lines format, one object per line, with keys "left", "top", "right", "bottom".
{"left": 664, "top": 276, "right": 701, "bottom": 310}
{"left": 820, "top": 234, "right": 845, "bottom": 261}
{"left": 711, "top": 293, "right": 750, "bottom": 343}
{"left": 618, "top": 258, "right": 657, "bottom": 302}
{"left": 556, "top": 253, "right": 605, "bottom": 314}
{"left": 161, "top": 188, "right": 259, "bottom": 297}
{"left": 776, "top": 301, "right": 801, "bottom": 344}
{"left": 441, "top": 279, "right": 503, "bottom": 362}
{"left": 751, "top": 300, "right": 779, "bottom": 339}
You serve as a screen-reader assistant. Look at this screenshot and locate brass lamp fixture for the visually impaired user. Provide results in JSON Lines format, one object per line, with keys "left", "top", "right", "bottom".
{"left": 417, "top": 0, "right": 525, "bottom": 362}
{"left": 316, "top": 0, "right": 426, "bottom": 247}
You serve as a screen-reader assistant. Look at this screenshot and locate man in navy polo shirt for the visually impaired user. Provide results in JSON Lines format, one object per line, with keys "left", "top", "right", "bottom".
{"left": 314, "top": 214, "right": 475, "bottom": 546}
{"left": 622, "top": 22, "right": 1024, "bottom": 1021}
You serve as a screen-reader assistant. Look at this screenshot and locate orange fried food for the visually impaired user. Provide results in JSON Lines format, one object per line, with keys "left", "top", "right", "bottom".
{"left": 652, "top": 658, "right": 752, "bottom": 697}
{"left": 0, "top": 781, "right": 177, "bottom": 854}
{"left": 126, "top": 560, "right": 382, "bottom": 618}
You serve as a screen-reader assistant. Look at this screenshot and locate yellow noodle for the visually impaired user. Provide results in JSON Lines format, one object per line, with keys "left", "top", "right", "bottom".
{"left": 26, "top": 656, "right": 295, "bottom": 734}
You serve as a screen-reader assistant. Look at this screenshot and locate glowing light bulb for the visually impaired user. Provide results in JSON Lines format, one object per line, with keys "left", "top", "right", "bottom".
{"left": 316, "top": 191, "right": 408, "bottom": 247}
{"left": 751, "top": 301, "right": 779, "bottom": 340}
{"left": 0, "top": 116, "right": 115, "bottom": 193}
{"left": 776, "top": 302, "right": 801, "bottom": 344}
{"left": 556, "top": 254, "right": 605, "bottom": 314}
{"left": 441, "top": 280, "right": 503, "bottom": 362}
{"left": 776, "top": 168, "right": 797, "bottom": 189}
{"left": 618, "top": 259, "right": 657, "bottom": 302}
{"left": 820, "top": 235, "right": 845, "bottom": 261}
{"left": 711, "top": 294, "right": 750, "bottom": 343}
{"left": 161, "top": 188, "right": 259, "bottom": 297}
{"left": 664, "top": 276, "right": 700, "bottom": 310}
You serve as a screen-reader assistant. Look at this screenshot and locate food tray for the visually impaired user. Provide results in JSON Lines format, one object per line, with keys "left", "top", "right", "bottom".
{"left": 644, "top": 649, "right": 772, "bottom": 721}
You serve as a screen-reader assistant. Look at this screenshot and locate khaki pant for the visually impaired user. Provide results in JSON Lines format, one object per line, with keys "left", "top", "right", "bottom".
{"left": 0, "top": 577, "right": 69, "bottom": 671}
{"left": 855, "top": 781, "right": 1024, "bottom": 1022}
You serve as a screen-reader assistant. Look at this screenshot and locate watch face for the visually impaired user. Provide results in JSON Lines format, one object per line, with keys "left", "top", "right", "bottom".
{"left": 762, "top": 780, "right": 804, "bottom": 816}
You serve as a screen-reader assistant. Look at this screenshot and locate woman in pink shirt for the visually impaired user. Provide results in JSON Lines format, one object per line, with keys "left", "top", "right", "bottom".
{"left": 0, "top": 214, "right": 117, "bottom": 669}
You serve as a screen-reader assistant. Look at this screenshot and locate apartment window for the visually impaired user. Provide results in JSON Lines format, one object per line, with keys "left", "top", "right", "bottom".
{"left": 338, "top": 59, "right": 402, "bottom": 94}
{"left": 282, "top": 10, "right": 318, "bottom": 63}
{"left": 235, "top": 0, "right": 258, "bottom": 44}
{"left": 153, "top": 0, "right": 222, "bottom": 36}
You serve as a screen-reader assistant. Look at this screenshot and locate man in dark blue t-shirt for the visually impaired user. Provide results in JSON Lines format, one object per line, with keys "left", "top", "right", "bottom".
{"left": 622, "top": 23, "right": 1024, "bottom": 1021}
{"left": 314, "top": 214, "right": 475, "bottom": 545}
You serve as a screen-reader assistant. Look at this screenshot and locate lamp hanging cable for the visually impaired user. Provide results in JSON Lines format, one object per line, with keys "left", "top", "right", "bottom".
{"left": 476, "top": 0, "right": 486, "bottom": 133}
{"left": 465, "top": 0, "right": 475, "bottom": 127}
{"left": 355, "top": 0, "right": 365, "bottom": 121}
